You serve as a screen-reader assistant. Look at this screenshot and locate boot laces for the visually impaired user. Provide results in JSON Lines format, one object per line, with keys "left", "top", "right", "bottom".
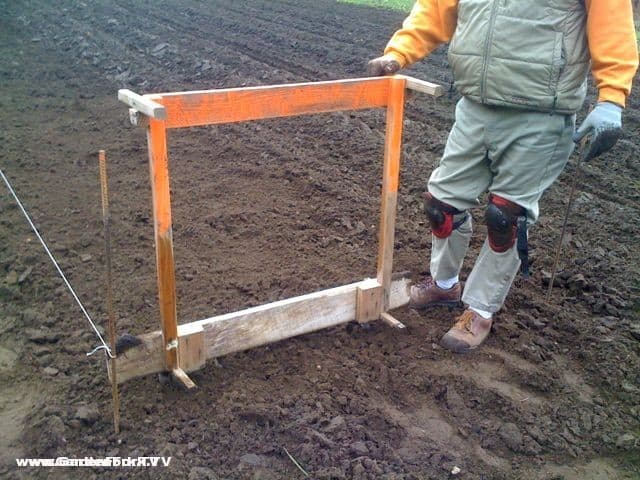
{"left": 453, "top": 310, "right": 476, "bottom": 333}
{"left": 415, "top": 277, "right": 435, "bottom": 292}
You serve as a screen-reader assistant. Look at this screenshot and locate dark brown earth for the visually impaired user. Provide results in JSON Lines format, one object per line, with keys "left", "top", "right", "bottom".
{"left": 1, "top": 1, "right": 639, "bottom": 479}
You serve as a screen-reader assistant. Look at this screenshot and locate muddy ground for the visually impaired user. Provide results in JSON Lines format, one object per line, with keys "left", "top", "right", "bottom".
{"left": 1, "top": 1, "right": 639, "bottom": 479}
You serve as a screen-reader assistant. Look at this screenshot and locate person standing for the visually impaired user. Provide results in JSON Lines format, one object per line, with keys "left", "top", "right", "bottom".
{"left": 368, "top": 0, "right": 638, "bottom": 353}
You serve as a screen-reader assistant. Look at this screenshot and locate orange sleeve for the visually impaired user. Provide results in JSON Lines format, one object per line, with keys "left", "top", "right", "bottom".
{"left": 584, "top": 0, "right": 639, "bottom": 107}
{"left": 383, "top": 0, "right": 459, "bottom": 68}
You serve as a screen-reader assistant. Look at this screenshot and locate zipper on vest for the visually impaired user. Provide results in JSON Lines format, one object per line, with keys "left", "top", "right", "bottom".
{"left": 481, "top": 1, "right": 500, "bottom": 103}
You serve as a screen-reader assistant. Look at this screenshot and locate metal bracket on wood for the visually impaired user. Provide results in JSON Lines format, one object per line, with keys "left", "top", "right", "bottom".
{"left": 128, "top": 108, "right": 149, "bottom": 128}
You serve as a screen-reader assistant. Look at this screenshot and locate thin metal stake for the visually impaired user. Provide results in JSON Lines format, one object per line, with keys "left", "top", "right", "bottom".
{"left": 99, "top": 150, "right": 120, "bottom": 435}
{"left": 546, "top": 139, "right": 590, "bottom": 301}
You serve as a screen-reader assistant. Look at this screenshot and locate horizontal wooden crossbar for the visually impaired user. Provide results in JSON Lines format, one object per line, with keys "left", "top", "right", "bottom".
{"left": 150, "top": 77, "right": 391, "bottom": 129}
{"left": 112, "top": 277, "right": 411, "bottom": 384}
{"left": 398, "top": 75, "right": 443, "bottom": 97}
{"left": 118, "top": 89, "right": 166, "bottom": 119}
{"left": 119, "top": 75, "right": 441, "bottom": 130}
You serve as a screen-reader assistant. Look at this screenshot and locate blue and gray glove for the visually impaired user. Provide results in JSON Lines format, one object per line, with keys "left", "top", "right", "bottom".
{"left": 573, "top": 102, "right": 623, "bottom": 160}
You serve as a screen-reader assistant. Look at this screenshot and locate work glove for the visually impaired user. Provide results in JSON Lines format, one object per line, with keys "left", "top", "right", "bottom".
{"left": 573, "top": 102, "right": 623, "bottom": 160}
{"left": 367, "top": 54, "right": 401, "bottom": 77}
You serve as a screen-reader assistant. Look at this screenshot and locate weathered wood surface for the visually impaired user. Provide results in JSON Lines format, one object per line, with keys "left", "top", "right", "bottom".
{"left": 118, "top": 89, "right": 166, "bottom": 119}
{"left": 114, "top": 277, "right": 411, "bottom": 384}
{"left": 398, "top": 75, "right": 444, "bottom": 97}
{"left": 377, "top": 78, "right": 405, "bottom": 310}
{"left": 355, "top": 281, "right": 382, "bottom": 323}
{"left": 146, "top": 119, "right": 179, "bottom": 372}
{"left": 380, "top": 312, "right": 406, "bottom": 330}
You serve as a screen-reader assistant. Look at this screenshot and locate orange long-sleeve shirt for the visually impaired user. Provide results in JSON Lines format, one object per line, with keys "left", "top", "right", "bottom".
{"left": 384, "top": 0, "right": 639, "bottom": 107}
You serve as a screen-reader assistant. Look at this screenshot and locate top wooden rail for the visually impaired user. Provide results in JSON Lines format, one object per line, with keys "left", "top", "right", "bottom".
{"left": 118, "top": 89, "right": 166, "bottom": 120}
{"left": 118, "top": 75, "right": 442, "bottom": 128}
{"left": 397, "top": 75, "right": 443, "bottom": 97}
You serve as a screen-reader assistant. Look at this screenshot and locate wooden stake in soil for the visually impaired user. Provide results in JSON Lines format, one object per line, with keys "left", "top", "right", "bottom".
{"left": 377, "top": 77, "right": 405, "bottom": 311}
{"left": 98, "top": 149, "right": 120, "bottom": 434}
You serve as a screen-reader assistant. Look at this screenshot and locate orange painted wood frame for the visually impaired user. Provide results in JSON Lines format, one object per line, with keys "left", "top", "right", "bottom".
{"left": 122, "top": 76, "right": 441, "bottom": 381}
{"left": 146, "top": 118, "right": 179, "bottom": 373}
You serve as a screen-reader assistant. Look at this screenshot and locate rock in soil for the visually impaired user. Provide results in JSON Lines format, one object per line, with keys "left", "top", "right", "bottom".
{"left": 615, "top": 433, "right": 638, "bottom": 450}
{"left": 499, "top": 422, "right": 524, "bottom": 452}
{"left": 74, "top": 405, "right": 100, "bottom": 425}
{"left": 43, "top": 366, "right": 59, "bottom": 376}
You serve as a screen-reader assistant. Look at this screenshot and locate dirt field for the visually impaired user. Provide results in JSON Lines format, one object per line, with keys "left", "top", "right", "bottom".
{"left": 1, "top": 1, "right": 639, "bottom": 479}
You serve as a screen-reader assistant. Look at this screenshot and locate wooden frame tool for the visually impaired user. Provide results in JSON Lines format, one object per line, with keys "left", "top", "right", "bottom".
{"left": 116, "top": 76, "right": 442, "bottom": 387}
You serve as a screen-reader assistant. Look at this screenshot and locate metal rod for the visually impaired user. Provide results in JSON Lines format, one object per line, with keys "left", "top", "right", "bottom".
{"left": 99, "top": 150, "right": 120, "bottom": 435}
{"left": 546, "top": 140, "right": 589, "bottom": 301}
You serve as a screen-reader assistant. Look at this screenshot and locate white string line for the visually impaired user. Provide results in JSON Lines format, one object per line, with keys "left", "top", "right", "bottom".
{"left": 0, "top": 168, "right": 114, "bottom": 359}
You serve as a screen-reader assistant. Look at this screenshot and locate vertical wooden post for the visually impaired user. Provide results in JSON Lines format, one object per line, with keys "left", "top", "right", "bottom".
{"left": 146, "top": 119, "right": 179, "bottom": 373}
{"left": 377, "top": 77, "right": 405, "bottom": 311}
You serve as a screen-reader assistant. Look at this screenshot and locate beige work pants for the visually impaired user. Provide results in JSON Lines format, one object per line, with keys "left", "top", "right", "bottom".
{"left": 428, "top": 97, "right": 575, "bottom": 312}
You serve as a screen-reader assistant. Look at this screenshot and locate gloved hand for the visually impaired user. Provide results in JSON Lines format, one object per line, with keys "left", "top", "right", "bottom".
{"left": 367, "top": 54, "right": 401, "bottom": 77}
{"left": 573, "top": 102, "right": 623, "bottom": 160}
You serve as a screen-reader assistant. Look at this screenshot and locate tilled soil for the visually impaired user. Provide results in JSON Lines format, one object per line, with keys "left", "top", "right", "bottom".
{"left": 1, "top": 1, "right": 639, "bottom": 479}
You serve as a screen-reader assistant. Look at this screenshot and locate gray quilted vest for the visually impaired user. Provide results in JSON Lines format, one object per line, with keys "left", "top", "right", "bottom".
{"left": 448, "top": 0, "right": 590, "bottom": 113}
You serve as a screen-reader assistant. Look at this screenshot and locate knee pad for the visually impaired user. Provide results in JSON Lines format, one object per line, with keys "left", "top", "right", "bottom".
{"left": 423, "top": 193, "right": 468, "bottom": 239}
{"left": 485, "top": 194, "right": 526, "bottom": 252}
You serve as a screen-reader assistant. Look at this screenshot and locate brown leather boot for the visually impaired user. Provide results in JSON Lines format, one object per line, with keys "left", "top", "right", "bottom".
{"left": 409, "top": 277, "right": 462, "bottom": 310}
{"left": 441, "top": 309, "right": 493, "bottom": 353}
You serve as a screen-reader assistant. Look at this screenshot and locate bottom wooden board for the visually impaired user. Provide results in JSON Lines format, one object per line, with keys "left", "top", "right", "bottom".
{"left": 114, "top": 277, "right": 411, "bottom": 384}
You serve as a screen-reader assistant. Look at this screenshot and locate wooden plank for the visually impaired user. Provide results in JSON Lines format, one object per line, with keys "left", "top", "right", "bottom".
{"left": 114, "top": 277, "right": 412, "bottom": 384}
{"left": 199, "top": 276, "right": 412, "bottom": 359}
{"left": 199, "top": 280, "right": 364, "bottom": 358}
{"left": 388, "top": 275, "right": 411, "bottom": 310}
{"left": 155, "top": 77, "right": 390, "bottom": 129}
{"left": 355, "top": 279, "right": 382, "bottom": 323}
{"left": 147, "top": 119, "right": 179, "bottom": 371}
{"left": 177, "top": 323, "right": 205, "bottom": 372}
{"left": 118, "top": 89, "right": 167, "bottom": 120}
{"left": 377, "top": 77, "right": 405, "bottom": 310}
{"left": 380, "top": 312, "right": 406, "bottom": 330}
{"left": 172, "top": 368, "right": 197, "bottom": 390}
{"left": 399, "top": 75, "right": 443, "bottom": 97}
{"left": 109, "top": 330, "right": 164, "bottom": 383}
